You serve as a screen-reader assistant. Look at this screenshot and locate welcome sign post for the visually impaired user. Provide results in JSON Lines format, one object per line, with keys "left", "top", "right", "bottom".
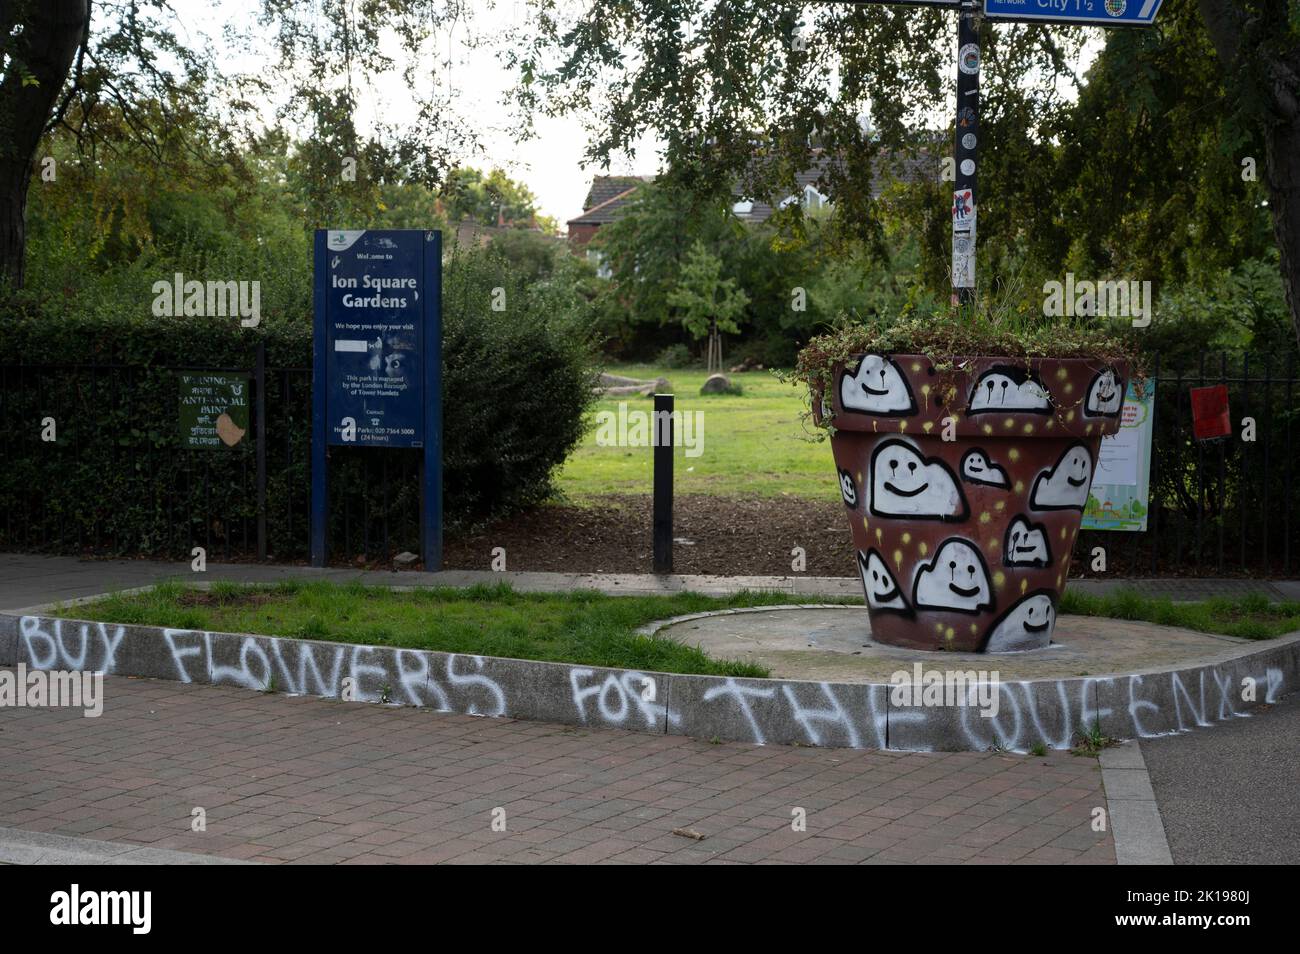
{"left": 311, "top": 229, "right": 443, "bottom": 569}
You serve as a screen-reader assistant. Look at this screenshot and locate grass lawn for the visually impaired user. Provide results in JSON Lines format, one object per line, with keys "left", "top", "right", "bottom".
{"left": 52, "top": 583, "right": 1299, "bottom": 686}
{"left": 55, "top": 580, "right": 857, "bottom": 678}
{"left": 1059, "top": 589, "right": 1300, "bottom": 640}
{"left": 556, "top": 363, "right": 837, "bottom": 501}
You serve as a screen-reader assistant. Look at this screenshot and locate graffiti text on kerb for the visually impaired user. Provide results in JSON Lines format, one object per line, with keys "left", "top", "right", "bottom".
{"left": 890, "top": 664, "right": 1000, "bottom": 718}
{"left": 595, "top": 403, "right": 705, "bottom": 458}
{"left": 0, "top": 663, "right": 103, "bottom": 717}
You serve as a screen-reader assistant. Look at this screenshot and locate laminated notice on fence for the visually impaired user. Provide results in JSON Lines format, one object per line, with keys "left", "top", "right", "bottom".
{"left": 1082, "top": 378, "right": 1155, "bottom": 532}
{"left": 179, "top": 373, "right": 250, "bottom": 450}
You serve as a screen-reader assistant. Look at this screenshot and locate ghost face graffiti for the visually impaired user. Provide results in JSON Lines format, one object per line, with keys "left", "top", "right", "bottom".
{"left": 1003, "top": 515, "right": 1051, "bottom": 568}
{"left": 1031, "top": 443, "right": 1093, "bottom": 511}
{"left": 837, "top": 468, "right": 858, "bottom": 508}
{"left": 870, "top": 440, "right": 968, "bottom": 521}
{"left": 960, "top": 449, "right": 1009, "bottom": 488}
{"left": 983, "top": 593, "right": 1057, "bottom": 652}
{"left": 839, "top": 355, "right": 916, "bottom": 416}
{"left": 913, "top": 539, "right": 994, "bottom": 614}
{"left": 858, "top": 550, "right": 910, "bottom": 614}
{"left": 967, "top": 366, "right": 1051, "bottom": 415}
{"left": 1085, "top": 367, "right": 1123, "bottom": 417}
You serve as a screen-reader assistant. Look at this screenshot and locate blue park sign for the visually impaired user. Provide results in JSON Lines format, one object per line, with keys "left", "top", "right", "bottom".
{"left": 982, "top": 0, "right": 1164, "bottom": 26}
{"left": 311, "top": 228, "right": 443, "bottom": 569}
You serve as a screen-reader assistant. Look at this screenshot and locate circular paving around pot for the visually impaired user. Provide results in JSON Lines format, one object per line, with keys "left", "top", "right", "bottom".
{"left": 649, "top": 606, "right": 1267, "bottom": 683}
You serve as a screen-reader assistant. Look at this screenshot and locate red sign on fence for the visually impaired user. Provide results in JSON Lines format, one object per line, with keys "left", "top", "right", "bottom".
{"left": 1189, "top": 384, "right": 1231, "bottom": 441}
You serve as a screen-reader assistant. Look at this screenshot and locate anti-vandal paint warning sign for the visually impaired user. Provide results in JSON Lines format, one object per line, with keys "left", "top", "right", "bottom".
{"left": 179, "top": 373, "right": 250, "bottom": 449}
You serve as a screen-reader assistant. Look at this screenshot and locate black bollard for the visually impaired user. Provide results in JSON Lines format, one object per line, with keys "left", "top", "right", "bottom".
{"left": 653, "top": 393, "right": 673, "bottom": 573}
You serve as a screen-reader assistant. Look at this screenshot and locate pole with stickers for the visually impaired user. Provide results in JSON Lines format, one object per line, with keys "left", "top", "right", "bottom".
{"left": 817, "top": 0, "right": 1165, "bottom": 304}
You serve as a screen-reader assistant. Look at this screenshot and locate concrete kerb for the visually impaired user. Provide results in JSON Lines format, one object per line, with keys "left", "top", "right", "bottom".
{"left": 5, "top": 597, "right": 1298, "bottom": 753}
{"left": 1099, "top": 743, "right": 1174, "bottom": 865}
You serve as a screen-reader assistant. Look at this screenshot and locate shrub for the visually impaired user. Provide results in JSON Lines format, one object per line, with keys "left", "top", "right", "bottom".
{"left": 0, "top": 243, "right": 596, "bottom": 558}
{"left": 654, "top": 343, "right": 698, "bottom": 369}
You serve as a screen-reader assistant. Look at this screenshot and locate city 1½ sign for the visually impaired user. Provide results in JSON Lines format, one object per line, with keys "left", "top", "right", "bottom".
{"left": 983, "top": 0, "right": 1164, "bottom": 26}
{"left": 311, "top": 229, "right": 443, "bottom": 569}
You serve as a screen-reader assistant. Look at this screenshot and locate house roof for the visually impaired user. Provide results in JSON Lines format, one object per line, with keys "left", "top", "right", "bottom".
{"left": 567, "top": 185, "right": 642, "bottom": 226}
{"left": 582, "top": 175, "right": 650, "bottom": 211}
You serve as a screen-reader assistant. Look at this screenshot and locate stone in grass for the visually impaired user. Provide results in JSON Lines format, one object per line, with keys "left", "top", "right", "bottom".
{"left": 699, "top": 373, "right": 739, "bottom": 395}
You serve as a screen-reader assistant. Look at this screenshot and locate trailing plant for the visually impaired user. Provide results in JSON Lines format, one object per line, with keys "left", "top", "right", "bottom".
{"left": 791, "top": 304, "right": 1147, "bottom": 433}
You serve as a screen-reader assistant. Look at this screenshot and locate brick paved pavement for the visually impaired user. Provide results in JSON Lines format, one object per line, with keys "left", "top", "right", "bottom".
{"left": 0, "top": 670, "right": 1113, "bottom": 864}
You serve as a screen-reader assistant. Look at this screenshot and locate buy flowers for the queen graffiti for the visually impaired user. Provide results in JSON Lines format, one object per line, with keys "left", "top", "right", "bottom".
{"left": 820, "top": 354, "right": 1128, "bottom": 652}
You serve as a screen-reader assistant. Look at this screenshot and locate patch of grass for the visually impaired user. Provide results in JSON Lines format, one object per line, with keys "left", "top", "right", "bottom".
{"left": 1058, "top": 587, "right": 1300, "bottom": 640}
{"left": 52, "top": 581, "right": 865, "bottom": 679}
{"left": 558, "top": 363, "right": 835, "bottom": 501}
{"left": 1071, "top": 719, "right": 1117, "bottom": 757}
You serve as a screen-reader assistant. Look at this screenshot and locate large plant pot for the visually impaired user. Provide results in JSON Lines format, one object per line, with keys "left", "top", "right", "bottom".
{"left": 818, "top": 354, "right": 1127, "bottom": 652}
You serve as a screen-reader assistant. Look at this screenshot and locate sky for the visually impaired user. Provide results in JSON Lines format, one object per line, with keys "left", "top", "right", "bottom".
{"left": 163, "top": 0, "right": 652, "bottom": 226}
{"left": 160, "top": 1, "right": 1102, "bottom": 229}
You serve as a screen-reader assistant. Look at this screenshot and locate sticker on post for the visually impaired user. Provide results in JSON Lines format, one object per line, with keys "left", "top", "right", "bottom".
{"left": 952, "top": 189, "right": 975, "bottom": 230}
{"left": 952, "top": 234, "right": 975, "bottom": 288}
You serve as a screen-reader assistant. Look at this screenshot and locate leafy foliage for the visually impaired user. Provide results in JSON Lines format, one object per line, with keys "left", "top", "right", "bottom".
{"left": 666, "top": 240, "right": 750, "bottom": 340}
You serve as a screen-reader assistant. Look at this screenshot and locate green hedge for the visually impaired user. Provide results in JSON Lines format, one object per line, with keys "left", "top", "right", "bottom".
{"left": 0, "top": 244, "right": 596, "bottom": 560}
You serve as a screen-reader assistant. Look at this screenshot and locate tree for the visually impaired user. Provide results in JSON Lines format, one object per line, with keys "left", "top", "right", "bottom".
{"left": 589, "top": 178, "right": 740, "bottom": 341}
{"left": 667, "top": 239, "right": 750, "bottom": 372}
{"left": 1, "top": 0, "right": 478, "bottom": 291}
{"left": 1195, "top": 0, "right": 1300, "bottom": 349}
{"left": 0, "top": 1, "right": 90, "bottom": 289}
{"left": 441, "top": 167, "right": 557, "bottom": 232}
{"left": 511, "top": 1, "right": 1300, "bottom": 348}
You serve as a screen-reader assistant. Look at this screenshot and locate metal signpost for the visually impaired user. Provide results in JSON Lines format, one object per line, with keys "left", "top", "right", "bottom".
{"left": 824, "top": 0, "right": 1165, "bottom": 303}
{"left": 311, "top": 229, "right": 443, "bottom": 569}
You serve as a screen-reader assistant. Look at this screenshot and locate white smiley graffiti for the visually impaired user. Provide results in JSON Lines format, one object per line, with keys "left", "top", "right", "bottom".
{"left": 839, "top": 354, "right": 916, "bottom": 416}
{"left": 967, "top": 367, "right": 1051, "bottom": 414}
{"left": 960, "top": 449, "right": 1009, "bottom": 488}
{"left": 984, "top": 593, "right": 1057, "bottom": 652}
{"left": 870, "top": 439, "right": 967, "bottom": 521}
{"left": 1003, "top": 515, "right": 1052, "bottom": 568}
{"left": 858, "top": 550, "right": 910, "bottom": 614}
{"left": 1031, "top": 443, "right": 1093, "bottom": 511}
{"left": 838, "top": 468, "right": 858, "bottom": 508}
{"left": 1085, "top": 367, "right": 1123, "bottom": 417}
{"left": 913, "top": 539, "right": 993, "bottom": 614}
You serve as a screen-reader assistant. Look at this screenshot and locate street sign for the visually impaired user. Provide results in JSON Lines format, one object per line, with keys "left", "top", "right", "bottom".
{"left": 179, "top": 373, "right": 250, "bottom": 450}
{"left": 982, "top": 0, "right": 1164, "bottom": 26}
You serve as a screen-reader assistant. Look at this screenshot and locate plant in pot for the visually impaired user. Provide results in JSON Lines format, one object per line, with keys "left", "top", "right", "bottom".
{"left": 795, "top": 313, "right": 1144, "bottom": 653}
